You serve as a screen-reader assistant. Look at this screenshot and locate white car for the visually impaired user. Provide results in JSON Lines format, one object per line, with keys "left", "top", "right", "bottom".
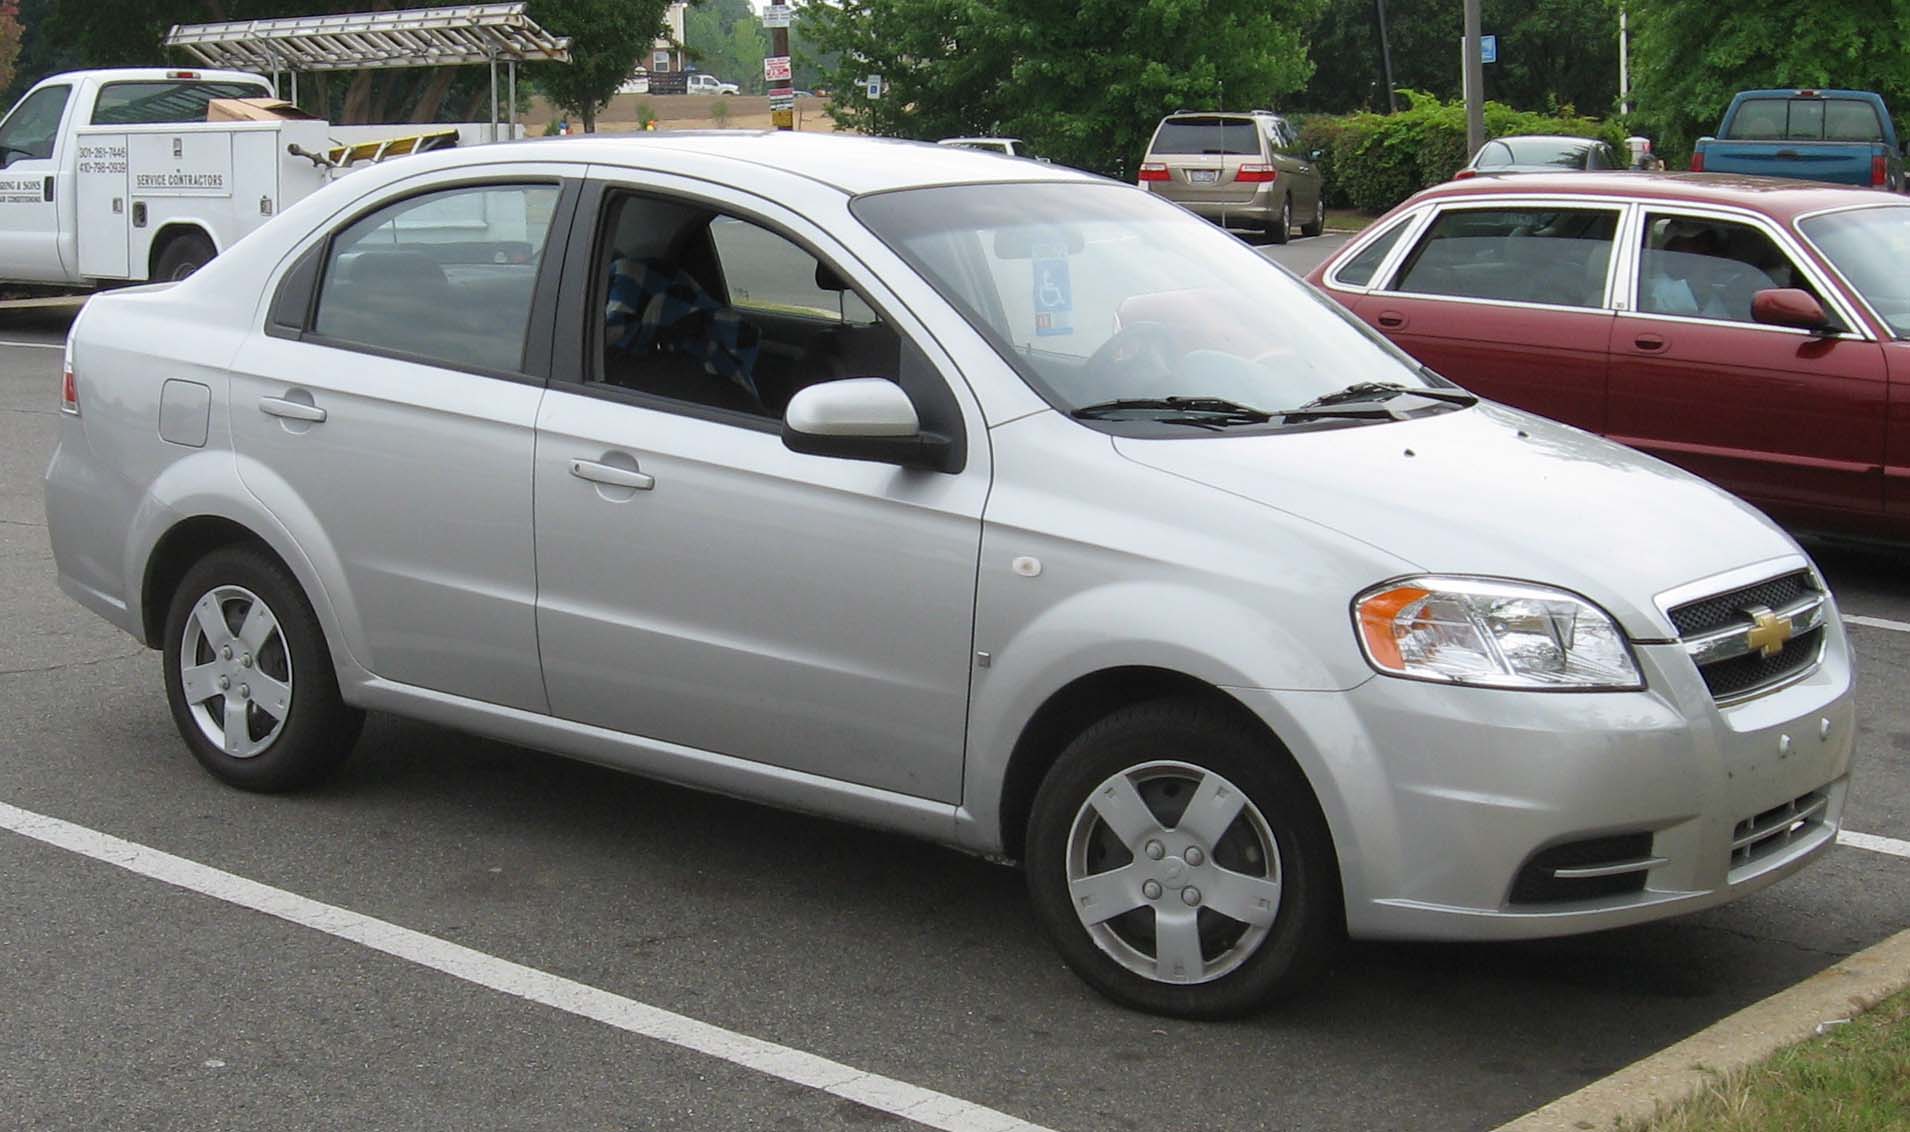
{"left": 45, "top": 133, "right": 1853, "bottom": 1018}
{"left": 936, "top": 136, "right": 1043, "bottom": 161}
{"left": 686, "top": 74, "right": 739, "bottom": 96}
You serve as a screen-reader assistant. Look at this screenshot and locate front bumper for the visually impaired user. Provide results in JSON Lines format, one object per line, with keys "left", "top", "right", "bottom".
{"left": 1232, "top": 618, "right": 1855, "bottom": 941}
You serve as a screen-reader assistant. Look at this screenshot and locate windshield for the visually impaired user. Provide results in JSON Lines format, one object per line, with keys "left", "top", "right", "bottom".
{"left": 1800, "top": 205, "right": 1910, "bottom": 335}
{"left": 1478, "top": 139, "right": 1591, "bottom": 168}
{"left": 852, "top": 182, "right": 1441, "bottom": 429}
{"left": 1149, "top": 118, "right": 1262, "bottom": 156}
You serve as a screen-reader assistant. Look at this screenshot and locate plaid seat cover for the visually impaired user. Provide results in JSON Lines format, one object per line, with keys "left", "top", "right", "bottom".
{"left": 606, "top": 256, "right": 761, "bottom": 398}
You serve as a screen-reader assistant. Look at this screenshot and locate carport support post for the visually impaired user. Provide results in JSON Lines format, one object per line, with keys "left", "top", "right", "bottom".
{"left": 1462, "top": 0, "right": 1485, "bottom": 157}
{"left": 508, "top": 61, "right": 517, "bottom": 140}
{"left": 489, "top": 54, "right": 499, "bottom": 143}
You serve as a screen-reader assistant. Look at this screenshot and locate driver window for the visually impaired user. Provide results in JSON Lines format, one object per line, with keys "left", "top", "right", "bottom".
{"left": 0, "top": 85, "right": 72, "bottom": 166}
{"left": 1636, "top": 213, "right": 1834, "bottom": 326}
{"left": 594, "top": 191, "right": 902, "bottom": 419}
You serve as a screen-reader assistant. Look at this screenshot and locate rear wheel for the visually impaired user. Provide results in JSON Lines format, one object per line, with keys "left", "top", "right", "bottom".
{"left": 1300, "top": 193, "right": 1326, "bottom": 238}
{"left": 1024, "top": 698, "right": 1338, "bottom": 1018}
{"left": 1265, "top": 196, "right": 1292, "bottom": 245}
{"left": 162, "top": 547, "right": 363, "bottom": 791}
{"left": 153, "top": 232, "right": 215, "bottom": 282}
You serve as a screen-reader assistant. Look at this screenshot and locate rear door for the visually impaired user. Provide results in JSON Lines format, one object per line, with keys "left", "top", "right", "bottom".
{"left": 1357, "top": 200, "right": 1624, "bottom": 432}
{"left": 1265, "top": 118, "right": 1320, "bottom": 214}
{"left": 1609, "top": 207, "right": 1887, "bottom": 524}
{"left": 1146, "top": 116, "right": 1265, "bottom": 205}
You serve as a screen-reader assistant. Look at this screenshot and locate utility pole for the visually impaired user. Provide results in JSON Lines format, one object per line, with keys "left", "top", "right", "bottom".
{"left": 1462, "top": 0, "right": 1485, "bottom": 157}
{"left": 1619, "top": 5, "right": 1632, "bottom": 116}
{"left": 1375, "top": 0, "right": 1398, "bottom": 112}
{"left": 765, "top": 3, "right": 794, "bottom": 130}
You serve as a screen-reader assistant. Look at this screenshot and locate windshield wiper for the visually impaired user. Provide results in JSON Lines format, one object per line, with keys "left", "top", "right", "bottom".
{"left": 1071, "top": 396, "right": 1273, "bottom": 426}
{"left": 1273, "top": 382, "right": 1476, "bottom": 422}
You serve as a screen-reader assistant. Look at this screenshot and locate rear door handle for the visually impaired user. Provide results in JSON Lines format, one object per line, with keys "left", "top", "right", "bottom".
{"left": 1376, "top": 311, "right": 1407, "bottom": 329}
{"left": 570, "top": 458, "right": 654, "bottom": 490}
{"left": 1633, "top": 334, "right": 1667, "bottom": 353}
{"left": 258, "top": 395, "right": 326, "bottom": 422}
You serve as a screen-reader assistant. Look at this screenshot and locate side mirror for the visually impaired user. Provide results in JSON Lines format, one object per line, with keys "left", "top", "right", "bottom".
{"left": 1751, "top": 288, "right": 1836, "bottom": 335}
{"left": 781, "top": 378, "right": 955, "bottom": 471}
{"left": 1310, "top": 149, "right": 1324, "bottom": 161}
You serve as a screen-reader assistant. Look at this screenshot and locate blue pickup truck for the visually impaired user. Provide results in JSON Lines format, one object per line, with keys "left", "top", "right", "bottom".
{"left": 1690, "top": 89, "right": 1904, "bottom": 190}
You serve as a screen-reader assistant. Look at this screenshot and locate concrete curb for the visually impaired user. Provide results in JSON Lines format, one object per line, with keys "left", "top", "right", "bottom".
{"left": 1494, "top": 924, "right": 1910, "bottom": 1131}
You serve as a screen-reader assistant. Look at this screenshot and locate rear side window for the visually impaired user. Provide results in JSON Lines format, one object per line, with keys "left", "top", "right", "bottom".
{"left": 91, "top": 81, "right": 275, "bottom": 125}
{"left": 313, "top": 183, "right": 560, "bottom": 374}
{"left": 1391, "top": 207, "right": 1618, "bottom": 309}
{"left": 1725, "top": 97, "right": 1884, "bottom": 143}
{"left": 1331, "top": 217, "right": 1411, "bottom": 287}
{"left": 1150, "top": 118, "right": 1262, "bottom": 156}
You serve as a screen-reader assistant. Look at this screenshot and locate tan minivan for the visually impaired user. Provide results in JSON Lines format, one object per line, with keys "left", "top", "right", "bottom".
{"left": 1138, "top": 111, "right": 1326, "bottom": 244}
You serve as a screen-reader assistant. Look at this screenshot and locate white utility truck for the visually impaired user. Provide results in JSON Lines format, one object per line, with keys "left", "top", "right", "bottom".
{"left": 0, "top": 67, "right": 505, "bottom": 289}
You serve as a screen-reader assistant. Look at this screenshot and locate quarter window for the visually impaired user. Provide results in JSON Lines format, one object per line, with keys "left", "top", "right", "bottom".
{"left": 1332, "top": 216, "right": 1411, "bottom": 288}
{"left": 1391, "top": 207, "right": 1618, "bottom": 309}
{"left": 313, "top": 183, "right": 559, "bottom": 373}
{"left": 1636, "top": 213, "right": 1836, "bottom": 327}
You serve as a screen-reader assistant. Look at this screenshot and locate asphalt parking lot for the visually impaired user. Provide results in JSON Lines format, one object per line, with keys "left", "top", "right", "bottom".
{"left": 2, "top": 260, "right": 1906, "bottom": 1131}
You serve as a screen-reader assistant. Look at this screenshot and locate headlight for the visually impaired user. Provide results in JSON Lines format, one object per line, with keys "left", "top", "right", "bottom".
{"left": 1353, "top": 576, "right": 1642, "bottom": 690}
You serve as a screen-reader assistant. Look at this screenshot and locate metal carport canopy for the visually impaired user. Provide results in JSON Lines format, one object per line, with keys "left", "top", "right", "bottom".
{"left": 162, "top": 3, "right": 571, "bottom": 72}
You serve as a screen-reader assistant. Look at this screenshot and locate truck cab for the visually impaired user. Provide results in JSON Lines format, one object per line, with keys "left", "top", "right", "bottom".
{"left": 1692, "top": 89, "right": 1905, "bottom": 191}
{"left": 0, "top": 68, "right": 275, "bottom": 285}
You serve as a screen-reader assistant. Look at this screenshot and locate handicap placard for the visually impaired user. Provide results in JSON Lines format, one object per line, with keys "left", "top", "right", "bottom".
{"left": 1031, "top": 243, "right": 1073, "bottom": 338}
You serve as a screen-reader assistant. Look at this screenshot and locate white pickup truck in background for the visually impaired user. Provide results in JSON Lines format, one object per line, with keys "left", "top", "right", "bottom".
{"left": 0, "top": 67, "right": 512, "bottom": 289}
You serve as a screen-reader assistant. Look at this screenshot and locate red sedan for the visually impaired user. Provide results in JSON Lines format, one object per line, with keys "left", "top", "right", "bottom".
{"left": 1306, "top": 173, "right": 1910, "bottom": 542}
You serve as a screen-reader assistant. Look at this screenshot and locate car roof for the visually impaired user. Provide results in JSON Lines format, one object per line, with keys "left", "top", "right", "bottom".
{"left": 418, "top": 131, "right": 1093, "bottom": 195}
{"left": 1485, "top": 135, "right": 1601, "bottom": 146}
{"left": 1410, "top": 171, "right": 1897, "bottom": 219}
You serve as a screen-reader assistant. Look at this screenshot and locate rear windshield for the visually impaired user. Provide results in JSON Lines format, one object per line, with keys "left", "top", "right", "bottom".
{"left": 91, "top": 80, "right": 273, "bottom": 125}
{"left": 1725, "top": 97, "right": 1884, "bottom": 142}
{"left": 1150, "top": 118, "right": 1262, "bottom": 156}
{"left": 1475, "top": 139, "right": 1593, "bottom": 168}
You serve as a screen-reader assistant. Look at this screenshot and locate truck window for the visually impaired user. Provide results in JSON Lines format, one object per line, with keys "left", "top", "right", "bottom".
{"left": 0, "top": 84, "right": 72, "bottom": 165}
{"left": 1725, "top": 97, "right": 1884, "bottom": 143}
{"left": 91, "top": 81, "right": 273, "bottom": 126}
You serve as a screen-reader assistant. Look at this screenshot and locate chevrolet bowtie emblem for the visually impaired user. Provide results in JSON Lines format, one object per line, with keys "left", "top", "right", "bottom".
{"left": 1744, "top": 606, "right": 1795, "bottom": 658}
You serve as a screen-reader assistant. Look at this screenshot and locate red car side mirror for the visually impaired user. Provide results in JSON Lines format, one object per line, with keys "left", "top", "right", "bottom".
{"left": 1751, "top": 288, "right": 1835, "bottom": 335}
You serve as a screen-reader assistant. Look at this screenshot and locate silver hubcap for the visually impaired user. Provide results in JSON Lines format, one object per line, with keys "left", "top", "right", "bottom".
{"left": 1066, "top": 760, "right": 1282, "bottom": 985}
{"left": 179, "top": 584, "right": 292, "bottom": 758}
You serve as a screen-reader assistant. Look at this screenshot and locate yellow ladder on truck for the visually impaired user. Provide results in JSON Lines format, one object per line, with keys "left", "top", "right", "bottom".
{"left": 322, "top": 127, "right": 461, "bottom": 168}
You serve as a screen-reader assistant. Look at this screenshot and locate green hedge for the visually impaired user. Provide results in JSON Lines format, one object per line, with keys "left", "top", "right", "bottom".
{"left": 1295, "top": 91, "right": 1629, "bottom": 214}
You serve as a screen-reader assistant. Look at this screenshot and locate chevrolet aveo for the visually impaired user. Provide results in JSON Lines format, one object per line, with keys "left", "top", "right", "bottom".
{"left": 45, "top": 133, "right": 1855, "bottom": 1018}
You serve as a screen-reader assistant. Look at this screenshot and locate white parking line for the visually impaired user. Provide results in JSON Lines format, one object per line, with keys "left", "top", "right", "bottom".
{"left": 1845, "top": 614, "right": 1910, "bottom": 634}
{"left": 1840, "top": 830, "right": 1910, "bottom": 859}
{"left": 0, "top": 339, "right": 62, "bottom": 350}
{"left": 0, "top": 800, "right": 1055, "bottom": 1132}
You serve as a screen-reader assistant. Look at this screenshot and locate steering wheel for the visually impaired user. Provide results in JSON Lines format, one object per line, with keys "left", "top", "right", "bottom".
{"left": 1083, "top": 321, "right": 1181, "bottom": 392}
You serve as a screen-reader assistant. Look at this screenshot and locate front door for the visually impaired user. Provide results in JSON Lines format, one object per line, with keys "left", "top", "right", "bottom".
{"left": 0, "top": 84, "right": 73, "bottom": 282}
{"left": 230, "top": 177, "right": 572, "bottom": 711}
{"left": 1609, "top": 209, "right": 1887, "bottom": 527}
{"left": 1358, "top": 202, "right": 1624, "bottom": 432}
{"left": 531, "top": 181, "right": 987, "bottom": 801}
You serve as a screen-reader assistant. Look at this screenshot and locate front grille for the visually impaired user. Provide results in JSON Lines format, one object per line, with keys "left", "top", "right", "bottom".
{"left": 1698, "top": 627, "right": 1824, "bottom": 698}
{"left": 1731, "top": 789, "right": 1829, "bottom": 872}
{"left": 1669, "top": 571, "right": 1826, "bottom": 703}
{"left": 1669, "top": 571, "right": 1812, "bottom": 636}
{"left": 1509, "top": 833, "right": 1657, "bottom": 905}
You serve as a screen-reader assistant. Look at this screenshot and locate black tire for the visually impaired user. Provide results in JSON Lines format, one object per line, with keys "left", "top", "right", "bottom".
{"left": 1299, "top": 193, "right": 1326, "bottom": 238}
{"left": 1265, "top": 196, "right": 1292, "bottom": 245}
{"left": 153, "top": 232, "right": 216, "bottom": 282}
{"left": 1025, "top": 697, "right": 1339, "bottom": 1018}
{"left": 161, "top": 546, "right": 363, "bottom": 792}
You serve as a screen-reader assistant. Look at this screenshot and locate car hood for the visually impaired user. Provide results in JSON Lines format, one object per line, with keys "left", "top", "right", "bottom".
{"left": 1111, "top": 402, "right": 1804, "bottom": 640}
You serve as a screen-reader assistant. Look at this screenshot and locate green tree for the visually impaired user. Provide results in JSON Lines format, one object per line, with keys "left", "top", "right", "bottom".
{"left": 1629, "top": 0, "right": 1910, "bottom": 160}
{"left": 808, "top": 0, "right": 1323, "bottom": 175}
{"left": 526, "top": 0, "right": 671, "bottom": 132}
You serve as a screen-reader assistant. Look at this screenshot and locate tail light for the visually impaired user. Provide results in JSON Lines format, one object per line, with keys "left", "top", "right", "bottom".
{"left": 60, "top": 357, "right": 79, "bottom": 416}
{"left": 1873, "top": 155, "right": 1889, "bottom": 186}
{"left": 1137, "top": 162, "right": 1169, "bottom": 182}
{"left": 1453, "top": 169, "right": 1477, "bottom": 179}
{"left": 1236, "top": 162, "right": 1278, "bottom": 183}
{"left": 1689, "top": 151, "right": 1705, "bottom": 173}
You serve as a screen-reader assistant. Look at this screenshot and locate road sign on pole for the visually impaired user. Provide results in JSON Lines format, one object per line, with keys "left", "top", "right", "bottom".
{"left": 1480, "top": 34, "right": 1497, "bottom": 64}
{"left": 764, "top": 55, "right": 792, "bottom": 83}
{"left": 762, "top": 4, "right": 792, "bottom": 29}
{"left": 866, "top": 75, "right": 882, "bottom": 100}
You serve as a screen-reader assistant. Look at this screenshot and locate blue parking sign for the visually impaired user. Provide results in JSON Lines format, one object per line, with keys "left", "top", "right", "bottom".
{"left": 1481, "top": 35, "right": 1497, "bottom": 64}
{"left": 1031, "top": 247, "right": 1073, "bottom": 337}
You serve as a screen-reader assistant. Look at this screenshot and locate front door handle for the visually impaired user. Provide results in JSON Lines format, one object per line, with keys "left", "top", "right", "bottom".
{"left": 1633, "top": 334, "right": 1667, "bottom": 353}
{"left": 570, "top": 458, "right": 654, "bottom": 490}
{"left": 259, "top": 395, "right": 326, "bottom": 422}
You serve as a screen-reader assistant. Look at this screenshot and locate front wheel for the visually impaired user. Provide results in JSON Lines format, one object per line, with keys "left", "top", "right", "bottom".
{"left": 162, "top": 546, "right": 363, "bottom": 791}
{"left": 1024, "top": 698, "right": 1338, "bottom": 1018}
